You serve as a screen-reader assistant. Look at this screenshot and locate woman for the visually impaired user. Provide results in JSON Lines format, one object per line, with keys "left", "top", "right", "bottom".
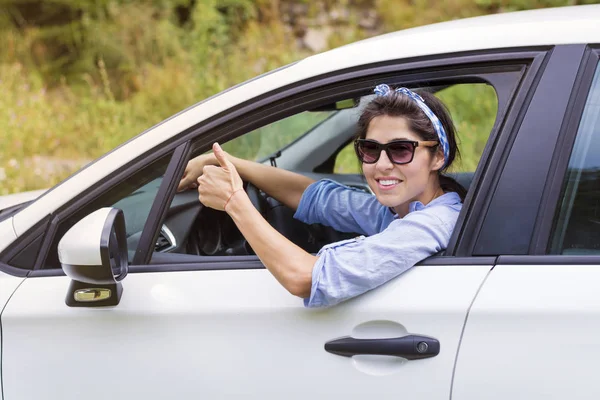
{"left": 178, "top": 84, "right": 465, "bottom": 308}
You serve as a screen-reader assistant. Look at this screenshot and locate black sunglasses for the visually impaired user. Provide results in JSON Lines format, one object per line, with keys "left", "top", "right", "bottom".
{"left": 354, "top": 139, "right": 439, "bottom": 165}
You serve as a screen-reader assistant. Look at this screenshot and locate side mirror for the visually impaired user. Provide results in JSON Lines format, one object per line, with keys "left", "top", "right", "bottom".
{"left": 58, "top": 207, "right": 128, "bottom": 307}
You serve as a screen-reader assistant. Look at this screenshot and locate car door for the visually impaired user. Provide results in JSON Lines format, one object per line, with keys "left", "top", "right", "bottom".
{"left": 452, "top": 46, "right": 600, "bottom": 399}
{"left": 0, "top": 218, "right": 26, "bottom": 400}
{"left": 0, "top": 273, "right": 23, "bottom": 400}
{"left": 0, "top": 51, "right": 539, "bottom": 400}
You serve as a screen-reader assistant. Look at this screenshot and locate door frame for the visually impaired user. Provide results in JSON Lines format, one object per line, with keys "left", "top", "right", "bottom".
{"left": 1, "top": 47, "right": 553, "bottom": 278}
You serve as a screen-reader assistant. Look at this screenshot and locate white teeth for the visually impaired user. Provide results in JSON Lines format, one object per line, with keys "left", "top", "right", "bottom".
{"left": 379, "top": 179, "right": 399, "bottom": 186}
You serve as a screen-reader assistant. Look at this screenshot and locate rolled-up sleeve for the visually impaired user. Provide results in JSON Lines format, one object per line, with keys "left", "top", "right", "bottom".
{"left": 294, "top": 179, "right": 391, "bottom": 236}
{"left": 304, "top": 209, "right": 455, "bottom": 308}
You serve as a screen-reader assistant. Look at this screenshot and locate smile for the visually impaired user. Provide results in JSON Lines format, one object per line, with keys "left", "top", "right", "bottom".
{"left": 376, "top": 178, "right": 402, "bottom": 190}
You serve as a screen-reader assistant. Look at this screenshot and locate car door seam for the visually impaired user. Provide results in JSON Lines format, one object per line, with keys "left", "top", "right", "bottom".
{"left": 449, "top": 260, "right": 497, "bottom": 400}
{"left": 0, "top": 277, "right": 26, "bottom": 400}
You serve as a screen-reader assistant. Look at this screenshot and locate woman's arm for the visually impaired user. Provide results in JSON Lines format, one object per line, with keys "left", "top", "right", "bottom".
{"left": 197, "top": 143, "right": 317, "bottom": 298}
{"left": 227, "top": 192, "right": 317, "bottom": 297}
{"left": 179, "top": 151, "right": 314, "bottom": 211}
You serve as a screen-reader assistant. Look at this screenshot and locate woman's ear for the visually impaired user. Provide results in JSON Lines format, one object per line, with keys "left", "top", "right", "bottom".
{"left": 431, "top": 148, "right": 445, "bottom": 171}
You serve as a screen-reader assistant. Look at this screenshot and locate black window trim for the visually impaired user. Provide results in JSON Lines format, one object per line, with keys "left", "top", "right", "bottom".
{"left": 448, "top": 55, "right": 548, "bottom": 256}
{"left": 472, "top": 44, "right": 589, "bottom": 256}
{"left": 529, "top": 46, "right": 600, "bottom": 256}
{"left": 0, "top": 215, "right": 50, "bottom": 270}
{"left": 2, "top": 47, "right": 550, "bottom": 277}
{"left": 28, "top": 255, "right": 498, "bottom": 277}
{"left": 133, "top": 142, "right": 192, "bottom": 265}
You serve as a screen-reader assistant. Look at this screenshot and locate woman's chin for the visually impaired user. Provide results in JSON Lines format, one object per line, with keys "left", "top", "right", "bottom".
{"left": 374, "top": 193, "right": 406, "bottom": 209}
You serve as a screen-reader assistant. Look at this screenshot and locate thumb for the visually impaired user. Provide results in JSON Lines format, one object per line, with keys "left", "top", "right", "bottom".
{"left": 213, "top": 142, "right": 232, "bottom": 169}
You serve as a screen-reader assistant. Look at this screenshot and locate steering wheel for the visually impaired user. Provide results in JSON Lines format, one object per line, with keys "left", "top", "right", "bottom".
{"left": 192, "top": 182, "right": 265, "bottom": 256}
{"left": 244, "top": 182, "right": 265, "bottom": 214}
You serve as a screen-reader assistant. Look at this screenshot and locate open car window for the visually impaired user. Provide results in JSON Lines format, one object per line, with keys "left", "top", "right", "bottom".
{"left": 151, "top": 79, "right": 502, "bottom": 264}
{"left": 334, "top": 83, "right": 498, "bottom": 175}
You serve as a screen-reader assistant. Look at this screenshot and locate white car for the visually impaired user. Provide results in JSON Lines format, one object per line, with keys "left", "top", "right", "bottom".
{"left": 1, "top": 4, "right": 600, "bottom": 399}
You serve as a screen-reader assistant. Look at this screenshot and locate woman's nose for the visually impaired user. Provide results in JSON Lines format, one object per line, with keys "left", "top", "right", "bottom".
{"left": 376, "top": 150, "right": 394, "bottom": 170}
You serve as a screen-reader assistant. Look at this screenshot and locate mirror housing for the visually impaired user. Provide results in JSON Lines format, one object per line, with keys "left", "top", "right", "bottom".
{"left": 58, "top": 207, "right": 128, "bottom": 307}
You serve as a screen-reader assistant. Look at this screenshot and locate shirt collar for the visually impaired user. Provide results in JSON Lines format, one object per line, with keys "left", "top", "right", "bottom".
{"left": 391, "top": 192, "right": 462, "bottom": 217}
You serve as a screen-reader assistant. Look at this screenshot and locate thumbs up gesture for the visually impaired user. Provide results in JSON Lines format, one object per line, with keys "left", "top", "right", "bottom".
{"left": 197, "top": 143, "right": 245, "bottom": 212}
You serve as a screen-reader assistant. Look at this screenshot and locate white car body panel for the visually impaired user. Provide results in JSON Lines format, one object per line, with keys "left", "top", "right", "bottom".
{"left": 0, "top": 272, "right": 25, "bottom": 400}
{"left": 453, "top": 265, "right": 600, "bottom": 399}
{"left": 0, "top": 271, "right": 24, "bottom": 321}
{"left": 0, "top": 189, "right": 45, "bottom": 211}
{"left": 2, "top": 265, "right": 490, "bottom": 399}
{"left": 8, "top": 5, "right": 600, "bottom": 242}
{"left": 0, "top": 219, "right": 16, "bottom": 247}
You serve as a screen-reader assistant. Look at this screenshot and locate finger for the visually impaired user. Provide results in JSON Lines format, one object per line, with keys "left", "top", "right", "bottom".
{"left": 213, "top": 143, "right": 233, "bottom": 169}
{"left": 177, "top": 175, "right": 192, "bottom": 192}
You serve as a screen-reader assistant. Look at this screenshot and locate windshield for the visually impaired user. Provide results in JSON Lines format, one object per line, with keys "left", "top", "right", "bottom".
{"left": 222, "top": 110, "right": 336, "bottom": 161}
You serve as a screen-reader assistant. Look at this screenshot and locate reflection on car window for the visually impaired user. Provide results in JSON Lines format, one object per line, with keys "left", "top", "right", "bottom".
{"left": 333, "top": 83, "right": 498, "bottom": 174}
{"left": 550, "top": 63, "right": 600, "bottom": 255}
{"left": 112, "top": 178, "right": 163, "bottom": 241}
{"left": 222, "top": 111, "right": 335, "bottom": 161}
{"left": 43, "top": 155, "right": 172, "bottom": 269}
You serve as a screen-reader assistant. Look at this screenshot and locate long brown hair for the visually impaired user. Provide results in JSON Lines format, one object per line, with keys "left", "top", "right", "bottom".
{"left": 355, "top": 89, "right": 466, "bottom": 201}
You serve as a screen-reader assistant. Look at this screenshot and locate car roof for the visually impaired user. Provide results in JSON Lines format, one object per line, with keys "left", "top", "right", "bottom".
{"left": 8, "top": 4, "right": 600, "bottom": 239}
{"left": 298, "top": 4, "right": 600, "bottom": 75}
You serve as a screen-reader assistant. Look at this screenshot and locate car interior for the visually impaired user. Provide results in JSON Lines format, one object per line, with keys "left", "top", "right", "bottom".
{"left": 140, "top": 84, "right": 486, "bottom": 265}
{"left": 31, "top": 82, "right": 493, "bottom": 270}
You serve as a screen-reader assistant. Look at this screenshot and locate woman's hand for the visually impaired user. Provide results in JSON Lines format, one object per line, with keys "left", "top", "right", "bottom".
{"left": 177, "top": 153, "right": 217, "bottom": 192}
{"left": 197, "top": 143, "right": 316, "bottom": 298}
{"left": 197, "top": 143, "right": 245, "bottom": 212}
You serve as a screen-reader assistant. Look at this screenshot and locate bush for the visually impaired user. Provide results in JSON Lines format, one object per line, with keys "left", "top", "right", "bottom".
{"left": 0, "top": 0, "right": 587, "bottom": 194}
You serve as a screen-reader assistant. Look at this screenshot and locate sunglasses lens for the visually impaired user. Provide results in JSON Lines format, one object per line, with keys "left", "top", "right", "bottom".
{"left": 388, "top": 142, "right": 415, "bottom": 164}
{"left": 357, "top": 141, "right": 380, "bottom": 163}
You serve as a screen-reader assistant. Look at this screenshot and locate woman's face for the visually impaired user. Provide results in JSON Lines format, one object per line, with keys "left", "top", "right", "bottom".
{"left": 362, "top": 115, "right": 444, "bottom": 215}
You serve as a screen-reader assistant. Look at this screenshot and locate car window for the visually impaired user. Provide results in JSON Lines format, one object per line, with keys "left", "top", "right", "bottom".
{"left": 222, "top": 110, "right": 336, "bottom": 161}
{"left": 156, "top": 68, "right": 523, "bottom": 265}
{"left": 549, "top": 63, "right": 600, "bottom": 255}
{"left": 42, "top": 154, "right": 172, "bottom": 269}
{"left": 333, "top": 83, "right": 498, "bottom": 174}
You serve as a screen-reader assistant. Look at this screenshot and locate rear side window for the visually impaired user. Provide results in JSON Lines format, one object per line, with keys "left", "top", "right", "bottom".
{"left": 550, "top": 63, "right": 600, "bottom": 254}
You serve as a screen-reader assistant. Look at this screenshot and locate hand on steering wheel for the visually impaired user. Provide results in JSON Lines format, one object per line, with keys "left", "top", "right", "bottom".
{"left": 177, "top": 149, "right": 221, "bottom": 193}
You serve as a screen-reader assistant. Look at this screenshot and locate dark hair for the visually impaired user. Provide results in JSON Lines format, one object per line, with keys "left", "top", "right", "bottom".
{"left": 355, "top": 89, "right": 467, "bottom": 201}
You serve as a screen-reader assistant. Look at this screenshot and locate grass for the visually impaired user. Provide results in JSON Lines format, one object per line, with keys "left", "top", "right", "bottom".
{"left": 0, "top": 0, "right": 566, "bottom": 195}
{"left": 0, "top": 60, "right": 200, "bottom": 194}
{"left": 0, "top": 66, "right": 498, "bottom": 195}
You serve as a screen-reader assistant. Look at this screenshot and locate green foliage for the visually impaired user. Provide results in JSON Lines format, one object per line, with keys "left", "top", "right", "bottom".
{"left": 223, "top": 111, "right": 334, "bottom": 161}
{"left": 437, "top": 84, "right": 498, "bottom": 172}
{"left": 474, "top": 0, "right": 598, "bottom": 12}
{"left": 0, "top": 0, "right": 593, "bottom": 194}
{"left": 333, "top": 84, "right": 498, "bottom": 174}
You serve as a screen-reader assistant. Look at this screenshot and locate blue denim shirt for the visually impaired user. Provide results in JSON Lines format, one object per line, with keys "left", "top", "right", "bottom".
{"left": 294, "top": 179, "right": 462, "bottom": 308}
